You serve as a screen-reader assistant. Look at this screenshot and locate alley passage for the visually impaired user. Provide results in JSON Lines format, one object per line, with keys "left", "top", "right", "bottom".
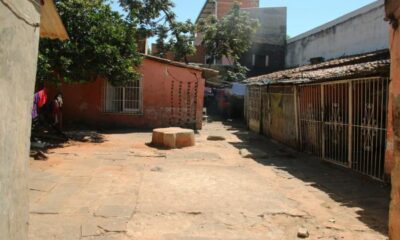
{"left": 29, "top": 121, "right": 389, "bottom": 240}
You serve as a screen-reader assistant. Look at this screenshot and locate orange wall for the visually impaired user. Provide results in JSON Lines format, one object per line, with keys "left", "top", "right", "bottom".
{"left": 386, "top": 2, "right": 400, "bottom": 239}
{"left": 48, "top": 58, "right": 205, "bottom": 130}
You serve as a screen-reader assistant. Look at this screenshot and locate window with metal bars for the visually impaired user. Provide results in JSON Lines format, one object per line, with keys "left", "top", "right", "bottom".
{"left": 104, "top": 80, "right": 142, "bottom": 114}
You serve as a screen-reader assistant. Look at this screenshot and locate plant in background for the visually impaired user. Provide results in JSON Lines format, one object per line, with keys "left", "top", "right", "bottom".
{"left": 37, "top": 0, "right": 142, "bottom": 86}
{"left": 197, "top": 3, "right": 259, "bottom": 81}
{"left": 119, "top": 0, "right": 196, "bottom": 63}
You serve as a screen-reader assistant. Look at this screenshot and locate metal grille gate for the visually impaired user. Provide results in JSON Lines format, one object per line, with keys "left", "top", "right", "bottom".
{"left": 298, "top": 78, "right": 389, "bottom": 181}
{"left": 247, "top": 86, "right": 262, "bottom": 133}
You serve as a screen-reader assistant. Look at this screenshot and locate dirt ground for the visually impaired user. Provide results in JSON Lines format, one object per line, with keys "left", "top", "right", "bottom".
{"left": 29, "top": 121, "right": 390, "bottom": 240}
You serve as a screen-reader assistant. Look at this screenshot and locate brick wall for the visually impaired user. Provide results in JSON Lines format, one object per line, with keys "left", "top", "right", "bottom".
{"left": 47, "top": 58, "right": 205, "bottom": 130}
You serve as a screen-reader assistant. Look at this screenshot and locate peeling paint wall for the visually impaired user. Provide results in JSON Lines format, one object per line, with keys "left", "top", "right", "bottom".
{"left": 0, "top": 1, "right": 41, "bottom": 239}
{"left": 286, "top": 1, "right": 388, "bottom": 68}
{"left": 240, "top": 7, "right": 287, "bottom": 77}
{"left": 386, "top": 0, "right": 400, "bottom": 238}
{"left": 47, "top": 59, "right": 205, "bottom": 130}
{"left": 261, "top": 86, "right": 297, "bottom": 148}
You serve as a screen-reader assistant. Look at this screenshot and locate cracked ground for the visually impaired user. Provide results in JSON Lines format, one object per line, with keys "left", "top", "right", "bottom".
{"left": 29, "top": 121, "right": 390, "bottom": 240}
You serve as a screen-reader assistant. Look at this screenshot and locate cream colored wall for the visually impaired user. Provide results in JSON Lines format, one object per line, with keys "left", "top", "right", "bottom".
{"left": 0, "top": 1, "right": 41, "bottom": 239}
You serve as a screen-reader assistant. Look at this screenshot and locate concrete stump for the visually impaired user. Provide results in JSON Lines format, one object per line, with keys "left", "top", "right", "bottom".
{"left": 152, "top": 127, "right": 195, "bottom": 149}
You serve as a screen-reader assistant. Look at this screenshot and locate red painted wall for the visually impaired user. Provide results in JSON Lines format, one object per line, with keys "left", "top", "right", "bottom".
{"left": 48, "top": 58, "right": 205, "bottom": 130}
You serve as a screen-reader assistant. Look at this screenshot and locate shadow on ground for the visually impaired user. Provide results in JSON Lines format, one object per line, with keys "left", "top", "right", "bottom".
{"left": 223, "top": 120, "right": 390, "bottom": 236}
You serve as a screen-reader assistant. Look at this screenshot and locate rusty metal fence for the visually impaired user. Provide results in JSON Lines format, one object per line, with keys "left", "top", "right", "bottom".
{"left": 298, "top": 77, "right": 389, "bottom": 180}
{"left": 262, "top": 85, "right": 298, "bottom": 148}
{"left": 247, "top": 85, "right": 262, "bottom": 133}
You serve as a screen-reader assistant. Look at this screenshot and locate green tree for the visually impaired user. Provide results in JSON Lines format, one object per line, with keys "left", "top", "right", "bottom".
{"left": 197, "top": 3, "right": 259, "bottom": 81}
{"left": 37, "top": 0, "right": 141, "bottom": 86}
{"left": 119, "top": 0, "right": 196, "bottom": 62}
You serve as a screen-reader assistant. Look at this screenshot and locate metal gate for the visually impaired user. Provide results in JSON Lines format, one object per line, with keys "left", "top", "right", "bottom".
{"left": 247, "top": 85, "right": 262, "bottom": 133}
{"left": 262, "top": 86, "right": 298, "bottom": 147}
{"left": 298, "top": 85, "right": 323, "bottom": 156}
{"left": 298, "top": 78, "right": 389, "bottom": 181}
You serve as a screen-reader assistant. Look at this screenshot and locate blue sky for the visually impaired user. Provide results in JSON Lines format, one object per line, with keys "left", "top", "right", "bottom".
{"left": 112, "top": 0, "right": 377, "bottom": 40}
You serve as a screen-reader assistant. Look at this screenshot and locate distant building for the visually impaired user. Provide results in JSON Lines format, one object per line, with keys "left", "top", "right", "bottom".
{"left": 193, "top": 0, "right": 287, "bottom": 77}
{"left": 242, "top": 0, "right": 392, "bottom": 182}
{"left": 286, "top": 1, "right": 388, "bottom": 68}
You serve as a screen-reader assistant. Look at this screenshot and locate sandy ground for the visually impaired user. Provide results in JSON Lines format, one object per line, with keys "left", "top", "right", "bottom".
{"left": 29, "top": 121, "right": 390, "bottom": 240}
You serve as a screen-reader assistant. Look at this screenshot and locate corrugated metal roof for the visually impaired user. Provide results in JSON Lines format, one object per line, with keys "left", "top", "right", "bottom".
{"left": 246, "top": 50, "right": 390, "bottom": 85}
{"left": 40, "top": 0, "right": 69, "bottom": 40}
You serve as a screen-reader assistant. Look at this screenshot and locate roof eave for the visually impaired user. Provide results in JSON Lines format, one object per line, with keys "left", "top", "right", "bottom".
{"left": 40, "top": 0, "right": 69, "bottom": 40}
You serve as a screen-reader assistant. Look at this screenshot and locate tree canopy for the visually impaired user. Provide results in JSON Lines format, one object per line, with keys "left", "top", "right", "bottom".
{"left": 37, "top": 0, "right": 142, "bottom": 86}
{"left": 119, "top": 0, "right": 196, "bottom": 62}
{"left": 197, "top": 3, "right": 259, "bottom": 81}
{"left": 37, "top": 0, "right": 196, "bottom": 86}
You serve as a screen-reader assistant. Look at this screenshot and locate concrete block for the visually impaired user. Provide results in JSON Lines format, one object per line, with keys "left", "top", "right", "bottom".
{"left": 151, "top": 127, "right": 195, "bottom": 149}
{"left": 163, "top": 132, "right": 177, "bottom": 149}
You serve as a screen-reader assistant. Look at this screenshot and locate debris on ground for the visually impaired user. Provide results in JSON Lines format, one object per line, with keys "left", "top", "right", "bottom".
{"left": 207, "top": 135, "right": 226, "bottom": 141}
{"left": 239, "top": 148, "right": 252, "bottom": 158}
{"left": 151, "top": 167, "right": 163, "bottom": 172}
{"left": 297, "top": 227, "right": 310, "bottom": 238}
{"left": 30, "top": 150, "right": 48, "bottom": 161}
{"left": 129, "top": 150, "right": 166, "bottom": 158}
{"left": 239, "top": 148, "right": 269, "bottom": 159}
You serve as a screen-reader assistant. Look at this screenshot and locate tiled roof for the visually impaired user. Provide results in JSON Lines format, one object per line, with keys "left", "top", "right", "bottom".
{"left": 246, "top": 50, "right": 390, "bottom": 85}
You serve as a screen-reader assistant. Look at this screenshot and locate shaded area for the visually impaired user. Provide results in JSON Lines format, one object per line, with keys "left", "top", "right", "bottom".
{"left": 224, "top": 120, "right": 390, "bottom": 236}
{"left": 30, "top": 118, "right": 105, "bottom": 160}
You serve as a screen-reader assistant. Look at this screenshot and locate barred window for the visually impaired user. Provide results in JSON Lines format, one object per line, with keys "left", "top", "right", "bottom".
{"left": 104, "top": 80, "right": 142, "bottom": 114}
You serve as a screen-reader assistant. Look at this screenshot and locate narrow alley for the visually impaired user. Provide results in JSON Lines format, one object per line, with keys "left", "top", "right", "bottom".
{"left": 29, "top": 121, "right": 390, "bottom": 240}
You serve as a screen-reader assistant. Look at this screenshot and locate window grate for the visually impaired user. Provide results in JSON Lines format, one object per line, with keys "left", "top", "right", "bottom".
{"left": 103, "top": 80, "right": 142, "bottom": 114}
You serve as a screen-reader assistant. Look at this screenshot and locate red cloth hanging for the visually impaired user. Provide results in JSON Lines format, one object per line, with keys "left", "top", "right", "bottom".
{"left": 37, "top": 89, "right": 47, "bottom": 108}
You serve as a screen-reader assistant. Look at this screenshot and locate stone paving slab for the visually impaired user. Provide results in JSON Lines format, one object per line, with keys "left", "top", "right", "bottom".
{"left": 28, "top": 121, "right": 390, "bottom": 240}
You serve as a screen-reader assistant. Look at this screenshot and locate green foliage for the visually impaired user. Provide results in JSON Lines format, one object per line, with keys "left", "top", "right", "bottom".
{"left": 197, "top": 3, "right": 259, "bottom": 81}
{"left": 198, "top": 3, "right": 259, "bottom": 62}
{"left": 37, "top": 0, "right": 142, "bottom": 86}
{"left": 119, "top": 0, "right": 196, "bottom": 62}
{"left": 225, "top": 64, "right": 249, "bottom": 82}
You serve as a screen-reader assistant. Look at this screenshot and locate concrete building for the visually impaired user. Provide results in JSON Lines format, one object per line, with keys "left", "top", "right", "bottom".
{"left": 239, "top": 7, "right": 287, "bottom": 77}
{"left": 193, "top": 0, "right": 287, "bottom": 77}
{"left": 0, "top": 0, "right": 68, "bottom": 239}
{"left": 46, "top": 55, "right": 217, "bottom": 130}
{"left": 286, "top": 0, "right": 388, "bottom": 68}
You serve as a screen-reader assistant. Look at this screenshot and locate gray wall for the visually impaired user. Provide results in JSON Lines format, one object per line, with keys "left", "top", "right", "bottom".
{"left": 0, "top": 1, "right": 41, "bottom": 239}
{"left": 241, "top": 7, "right": 287, "bottom": 76}
{"left": 286, "top": 1, "right": 388, "bottom": 68}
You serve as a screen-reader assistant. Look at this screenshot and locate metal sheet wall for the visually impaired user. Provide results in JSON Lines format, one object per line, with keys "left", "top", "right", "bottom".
{"left": 262, "top": 85, "right": 298, "bottom": 148}
{"left": 247, "top": 85, "right": 262, "bottom": 133}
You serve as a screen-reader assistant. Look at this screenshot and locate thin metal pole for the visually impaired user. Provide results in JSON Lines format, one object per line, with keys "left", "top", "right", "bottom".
{"left": 294, "top": 86, "right": 300, "bottom": 148}
{"left": 348, "top": 81, "right": 353, "bottom": 168}
{"left": 321, "top": 85, "right": 325, "bottom": 159}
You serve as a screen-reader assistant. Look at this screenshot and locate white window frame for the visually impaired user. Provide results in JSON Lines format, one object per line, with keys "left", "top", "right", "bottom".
{"left": 103, "top": 79, "right": 143, "bottom": 114}
{"left": 265, "top": 55, "right": 270, "bottom": 67}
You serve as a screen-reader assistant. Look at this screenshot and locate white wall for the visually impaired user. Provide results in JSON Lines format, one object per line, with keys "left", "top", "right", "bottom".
{"left": 0, "top": 1, "right": 41, "bottom": 239}
{"left": 286, "top": 1, "right": 388, "bottom": 68}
